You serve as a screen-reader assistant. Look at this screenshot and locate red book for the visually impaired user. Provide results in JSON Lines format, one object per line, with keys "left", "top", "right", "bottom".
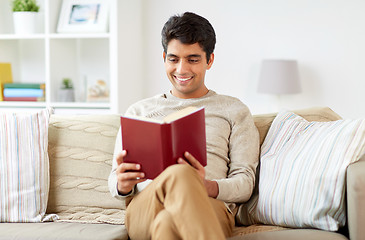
{"left": 3, "top": 96, "right": 45, "bottom": 101}
{"left": 121, "top": 107, "right": 207, "bottom": 179}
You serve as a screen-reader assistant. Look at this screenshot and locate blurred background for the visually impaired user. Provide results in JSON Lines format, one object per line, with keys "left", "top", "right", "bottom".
{"left": 119, "top": 0, "right": 365, "bottom": 118}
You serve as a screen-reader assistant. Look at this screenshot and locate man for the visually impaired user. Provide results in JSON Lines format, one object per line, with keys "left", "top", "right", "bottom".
{"left": 109, "top": 12, "right": 259, "bottom": 239}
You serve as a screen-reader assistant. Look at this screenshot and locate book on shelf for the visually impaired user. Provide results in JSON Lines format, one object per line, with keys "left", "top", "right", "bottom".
{"left": 3, "top": 88, "right": 45, "bottom": 98}
{"left": 3, "top": 83, "right": 45, "bottom": 89}
{"left": 121, "top": 106, "right": 207, "bottom": 179}
{"left": 0, "top": 63, "right": 13, "bottom": 101}
{"left": 3, "top": 96, "right": 45, "bottom": 102}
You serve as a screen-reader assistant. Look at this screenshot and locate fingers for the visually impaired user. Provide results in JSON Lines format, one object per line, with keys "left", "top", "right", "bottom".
{"left": 116, "top": 150, "right": 144, "bottom": 178}
{"left": 117, "top": 171, "right": 145, "bottom": 186}
{"left": 117, "top": 174, "right": 145, "bottom": 195}
{"left": 178, "top": 152, "right": 206, "bottom": 180}
{"left": 116, "top": 150, "right": 142, "bottom": 174}
{"left": 118, "top": 171, "right": 145, "bottom": 181}
{"left": 117, "top": 161, "right": 141, "bottom": 174}
{"left": 116, "top": 164, "right": 145, "bottom": 195}
{"left": 116, "top": 161, "right": 145, "bottom": 181}
{"left": 177, "top": 157, "right": 189, "bottom": 165}
{"left": 182, "top": 152, "right": 204, "bottom": 170}
{"left": 116, "top": 150, "right": 127, "bottom": 166}
{"left": 115, "top": 150, "right": 146, "bottom": 195}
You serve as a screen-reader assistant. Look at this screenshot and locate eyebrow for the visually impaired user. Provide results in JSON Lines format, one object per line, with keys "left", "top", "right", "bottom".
{"left": 166, "top": 54, "right": 202, "bottom": 59}
{"left": 166, "top": 54, "right": 178, "bottom": 58}
{"left": 187, "top": 54, "right": 202, "bottom": 59}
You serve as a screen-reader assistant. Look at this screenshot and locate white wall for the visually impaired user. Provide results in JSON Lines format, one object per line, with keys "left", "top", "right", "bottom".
{"left": 121, "top": 0, "right": 365, "bottom": 118}
{"left": 117, "top": 0, "right": 145, "bottom": 113}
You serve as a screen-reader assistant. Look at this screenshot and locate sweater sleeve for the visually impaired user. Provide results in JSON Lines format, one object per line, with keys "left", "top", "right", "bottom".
{"left": 215, "top": 105, "right": 260, "bottom": 203}
{"left": 108, "top": 106, "right": 153, "bottom": 206}
{"left": 108, "top": 101, "right": 140, "bottom": 205}
{"left": 108, "top": 128, "right": 134, "bottom": 208}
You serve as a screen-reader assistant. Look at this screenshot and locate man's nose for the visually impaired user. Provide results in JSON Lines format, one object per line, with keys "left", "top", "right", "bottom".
{"left": 176, "top": 60, "right": 188, "bottom": 74}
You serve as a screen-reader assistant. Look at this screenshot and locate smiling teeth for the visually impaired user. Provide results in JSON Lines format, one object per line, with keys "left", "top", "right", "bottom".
{"left": 176, "top": 76, "right": 191, "bottom": 81}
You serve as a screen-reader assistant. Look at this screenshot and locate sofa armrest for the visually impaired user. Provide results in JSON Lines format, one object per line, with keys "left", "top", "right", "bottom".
{"left": 347, "top": 155, "right": 365, "bottom": 240}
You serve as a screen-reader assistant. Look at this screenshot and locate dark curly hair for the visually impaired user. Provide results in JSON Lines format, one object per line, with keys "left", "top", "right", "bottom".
{"left": 161, "top": 12, "right": 216, "bottom": 63}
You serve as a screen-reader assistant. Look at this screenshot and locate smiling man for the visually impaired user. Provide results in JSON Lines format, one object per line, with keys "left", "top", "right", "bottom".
{"left": 163, "top": 39, "right": 213, "bottom": 99}
{"left": 109, "top": 12, "right": 260, "bottom": 240}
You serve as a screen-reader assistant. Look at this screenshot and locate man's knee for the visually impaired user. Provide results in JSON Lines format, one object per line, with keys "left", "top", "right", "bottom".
{"left": 155, "top": 164, "right": 203, "bottom": 191}
{"left": 158, "top": 164, "right": 199, "bottom": 182}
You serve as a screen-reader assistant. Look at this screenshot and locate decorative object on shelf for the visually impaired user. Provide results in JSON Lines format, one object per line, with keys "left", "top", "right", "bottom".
{"left": 12, "top": 0, "right": 40, "bottom": 34}
{"left": 58, "top": 78, "right": 75, "bottom": 102}
{"left": 57, "top": 0, "right": 109, "bottom": 33}
{"left": 86, "top": 76, "right": 109, "bottom": 102}
{"left": 0, "top": 63, "right": 13, "bottom": 101}
{"left": 257, "top": 59, "right": 301, "bottom": 110}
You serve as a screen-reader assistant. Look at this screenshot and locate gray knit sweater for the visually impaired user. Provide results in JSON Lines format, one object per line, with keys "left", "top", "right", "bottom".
{"left": 108, "top": 90, "right": 260, "bottom": 211}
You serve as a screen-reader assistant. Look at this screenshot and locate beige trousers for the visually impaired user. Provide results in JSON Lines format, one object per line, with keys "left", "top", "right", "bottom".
{"left": 125, "top": 164, "right": 235, "bottom": 240}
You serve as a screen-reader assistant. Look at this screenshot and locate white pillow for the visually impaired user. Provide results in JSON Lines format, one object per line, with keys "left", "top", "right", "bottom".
{"left": 245, "top": 111, "right": 365, "bottom": 231}
{"left": 0, "top": 108, "right": 57, "bottom": 222}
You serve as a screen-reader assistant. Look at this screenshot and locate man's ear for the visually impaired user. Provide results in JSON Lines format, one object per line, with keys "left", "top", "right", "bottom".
{"left": 163, "top": 51, "right": 166, "bottom": 62}
{"left": 207, "top": 53, "right": 214, "bottom": 70}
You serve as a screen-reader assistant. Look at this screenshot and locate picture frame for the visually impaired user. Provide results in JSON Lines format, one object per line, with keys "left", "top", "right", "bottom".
{"left": 57, "top": 0, "right": 109, "bottom": 33}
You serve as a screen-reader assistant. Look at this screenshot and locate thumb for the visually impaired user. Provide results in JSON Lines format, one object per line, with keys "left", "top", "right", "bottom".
{"left": 116, "top": 150, "right": 127, "bottom": 166}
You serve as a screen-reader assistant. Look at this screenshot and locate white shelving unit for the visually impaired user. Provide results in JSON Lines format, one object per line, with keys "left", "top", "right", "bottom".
{"left": 0, "top": 0, "right": 119, "bottom": 114}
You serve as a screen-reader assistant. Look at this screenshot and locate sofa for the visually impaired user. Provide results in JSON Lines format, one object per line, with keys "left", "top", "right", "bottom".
{"left": 0, "top": 107, "right": 364, "bottom": 240}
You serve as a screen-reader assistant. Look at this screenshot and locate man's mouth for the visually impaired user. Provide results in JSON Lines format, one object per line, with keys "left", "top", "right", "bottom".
{"left": 174, "top": 75, "right": 193, "bottom": 83}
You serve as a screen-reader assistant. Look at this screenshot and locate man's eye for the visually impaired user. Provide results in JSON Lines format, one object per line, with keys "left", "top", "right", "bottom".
{"left": 189, "top": 59, "right": 199, "bottom": 63}
{"left": 168, "top": 58, "right": 178, "bottom": 63}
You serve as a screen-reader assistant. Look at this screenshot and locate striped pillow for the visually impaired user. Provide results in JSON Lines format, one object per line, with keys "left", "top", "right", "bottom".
{"left": 246, "top": 111, "right": 365, "bottom": 231}
{"left": 0, "top": 108, "right": 57, "bottom": 222}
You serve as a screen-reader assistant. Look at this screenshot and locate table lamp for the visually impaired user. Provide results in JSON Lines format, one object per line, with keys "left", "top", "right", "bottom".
{"left": 258, "top": 59, "right": 301, "bottom": 94}
{"left": 257, "top": 59, "right": 301, "bottom": 111}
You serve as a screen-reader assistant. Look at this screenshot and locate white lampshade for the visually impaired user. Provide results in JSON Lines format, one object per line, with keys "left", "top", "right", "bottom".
{"left": 258, "top": 59, "right": 301, "bottom": 94}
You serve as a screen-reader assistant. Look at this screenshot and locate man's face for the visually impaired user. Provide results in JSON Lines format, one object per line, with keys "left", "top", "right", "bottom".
{"left": 163, "top": 39, "right": 214, "bottom": 99}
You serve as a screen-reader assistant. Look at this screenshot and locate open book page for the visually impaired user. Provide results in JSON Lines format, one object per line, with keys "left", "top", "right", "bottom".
{"left": 123, "top": 114, "right": 164, "bottom": 124}
{"left": 163, "top": 106, "right": 201, "bottom": 123}
{"left": 124, "top": 106, "right": 201, "bottom": 124}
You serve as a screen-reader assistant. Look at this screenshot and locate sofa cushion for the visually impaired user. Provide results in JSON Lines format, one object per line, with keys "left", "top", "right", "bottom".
{"left": 47, "top": 114, "right": 125, "bottom": 224}
{"left": 253, "top": 107, "right": 342, "bottom": 146}
{"left": 247, "top": 107, "right": 342, "bottom": 206}
{"left": 0, "top": 108, "right": 57, "bottom": 222}
{"left": 0, "top": 222, "right": 128, "bottom": 240}
{"left": 243, "top": 110, "right": 365, "bottom": 231}
{"left": 228, "top": 228, "right": 347, "bottom": 240}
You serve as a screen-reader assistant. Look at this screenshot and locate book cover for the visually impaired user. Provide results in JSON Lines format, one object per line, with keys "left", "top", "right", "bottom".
{"left": 4, "top": 83, "right": 45, "bottom": 89}
{"left": 0, "top": 63, "right": 13, "bottom": 101}
{"left": 3, "top": 88, "right": 45, "bottom": 98}
{"left": 121, "top": 107, "right": 207, "bottom": 179}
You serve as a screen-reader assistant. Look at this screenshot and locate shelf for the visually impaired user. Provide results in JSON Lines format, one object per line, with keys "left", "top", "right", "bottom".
{"left": 0, "top": 0, "right": 118, "bottom": 114}
{"left": 50, "top": 102, "right": 110, "bottom": 109}
{"left": 0, "top": 101, "right": 110, "bottom": 109}
{"left": 0, "top": 34, "right": 110, "bottom": 40}
{"left": 49, "top": 33, "right": 110, "bottom": 39}
{"left": 0, "top": 101, "right": 46, "bottom": 108}
{"left": 0, "top": 34, "right": 46, "bottom": 40}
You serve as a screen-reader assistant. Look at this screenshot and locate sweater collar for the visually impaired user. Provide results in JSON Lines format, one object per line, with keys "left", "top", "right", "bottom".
{"left": 164, "top": 90, "right": 216, "bottom": 101}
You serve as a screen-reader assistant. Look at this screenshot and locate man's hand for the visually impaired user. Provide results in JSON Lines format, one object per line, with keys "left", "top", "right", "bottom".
{"left": 178, "top": 152, "right": 219, "bottom": 198}
{"left": 116, "top": 150, "right": 146, "bottom": 195}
